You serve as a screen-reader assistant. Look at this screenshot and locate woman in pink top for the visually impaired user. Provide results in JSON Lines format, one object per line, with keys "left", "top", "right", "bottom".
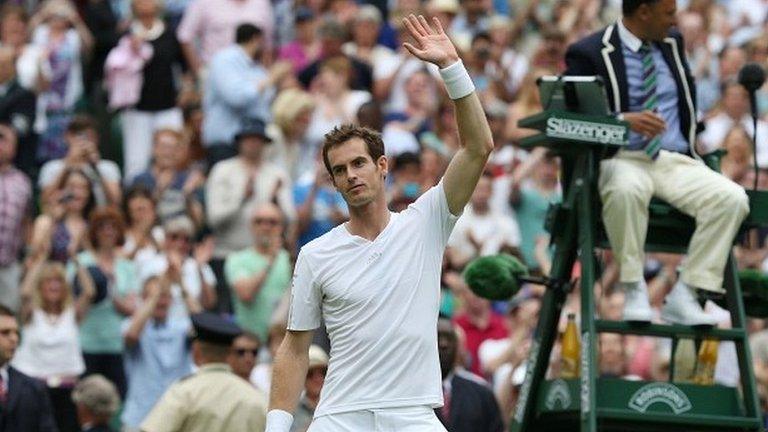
{"left": 277, "top": 7, "right": 320, "bottom": 74}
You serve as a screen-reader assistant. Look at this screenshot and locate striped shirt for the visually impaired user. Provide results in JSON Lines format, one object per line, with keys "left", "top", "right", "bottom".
{"left": 0, "top": 167, "right": 31, "bottom": 266}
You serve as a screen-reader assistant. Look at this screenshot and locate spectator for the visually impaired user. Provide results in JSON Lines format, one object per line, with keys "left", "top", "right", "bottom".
{"left": 698, "top": 46, "right": 747, "bottom": 114}
{"left": 107, "top": 0, "right": 185, "bottom": 181}
{"left": 447, "top": 172, "right": 521, "bottom": 268}
{"left": 140, "top": 312, "right": 268, "bottom": 432}
{"left": 277, "top": 7, "right": 320, "bottom": 74}
{"left": 39, "top": 115, "right": 122, "bottom": 207}
{"left": 225, "top": 203, "right": 292, "bottom": 341}
{"left": 342, "top": 5, "right": 396, "bottom": 71}
{"left": 122, "top": 185, "right": 163, "bottom": 266}
{"left": 15, "top": 257, "right": 95, "bottom": 432}
{"left": 485, "top": 100, "right": 516, "bottom": 178}
{"left": 250, "top": 321, "right": 286, "bottom": 394}
{"left": 372, "top": 19, "right": 440, "bottom": 114}
{"left": 28, "top": 0, "right": 93, "bottom": 164}
{"left": 436, "top": 317, "right": 504, "bottom": 432}
{"left": 294, "top": 161, "right": 348, "bottom": 250}
{"left": 121, "top": 275, "right": 198, "bottom": 429}
{"left": 29, "top": 167, "right": 94, "bottom": 264}
{"left": 465, "top": 32, "right": 508, "bottom": 105}
{"left": 130, "top": 128, "right": 205, "bottom": 227}
{"left": 700, "top": 80, "right": 768, "bottom": 160}
{"left": 0, "top": 125, "right": 32, "bottom": 311}
{"left": 297, "top": 17, "right": 373, "bottom": 92}
{"left": 530, "top": 28, "right": 567, "bottom": 73}
{"left": 1, "top": 4, "right": 37, "bottom": 99}
{"left": 720, "top": 126, "right": 754, "bottom": 184}
{"left": 176, "top": 0, "right": 274, "bottom": 78}
{"left": 75, "top": 207, "right": 139, "bottom": 399}
{"left": 202, "top": 24, "right": 291, "bottom": 166}
{"left": 290, "top": 345, "right": 329, "bottom": 432}
{"left": 0, "top": 303, "right": 58, "bottom": 432}
{"left": 227, "top": 332, "right": 261, "bottom": 382}
{"left": 0, "top": 46, "right": 36, "bottom": 176}
{"left": 451, "top": 0, "right": 491, "bottom": 38}
{"left": 388, "top": 151, "right": 423, "bottom": 211}
{"left": 453, "top": 287, "right": 509, "bottom": 376}
{"left": 140, "top": 216, "right": 217, "bottom": 319}
{"left": 384, "top": 70, "right": 437, "bottom": 140}
{"left": 71, "top": 374, "right": 121, "bottom": 432}
{"left": 479, "top": 294, "right": 539, "bottom": 397}
{"left": 486, "top": 15, "right": 528, "bottom": 100}
{"left": 305, "top": 56, "right": 372, "bottom": 146}
{"left": 206, "top": 119, "right": 294, "bottom": 312}
{"left": 505, "top": 69, "right": 550, "bottom": 144}
{"left": 599, "top": 333, "right": 631, "bottom": 378}
{"left": 81, "top": 0, "right": 120, "bottom": 98}
{"left": 265, "top": 88, "right": 317, "bottom": 182}
{"left": 510, "top": 151, "right": 561, "bottom": 270}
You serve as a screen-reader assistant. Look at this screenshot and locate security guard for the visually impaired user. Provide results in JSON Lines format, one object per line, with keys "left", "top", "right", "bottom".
{"left": 141, "top": 313, "right": 268, "bottom": 432}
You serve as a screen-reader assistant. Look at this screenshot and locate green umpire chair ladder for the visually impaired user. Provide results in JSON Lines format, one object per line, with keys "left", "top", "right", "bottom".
{"left": 508, "top": 78, "right": 768, "bottom": 432}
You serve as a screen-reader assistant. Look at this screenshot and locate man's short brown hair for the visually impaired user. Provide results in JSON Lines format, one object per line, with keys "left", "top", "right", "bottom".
{"left": 66, "top": 115, "right": 98, "bottom": 135}
{"left": 322, "top": 124, "right": 385, "bottom": 176}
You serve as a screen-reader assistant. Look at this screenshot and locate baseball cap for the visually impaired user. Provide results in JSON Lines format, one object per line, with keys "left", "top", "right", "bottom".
{"left": 235, "top": 118, "right": 273, "bottom": 143}
{"left": 308, "top": 345, "right": 329, "bottom": 369}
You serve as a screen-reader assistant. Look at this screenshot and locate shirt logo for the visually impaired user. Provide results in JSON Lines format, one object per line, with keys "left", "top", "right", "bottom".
{"left": 367, "top": 251, "right": 382, "bottom": 265}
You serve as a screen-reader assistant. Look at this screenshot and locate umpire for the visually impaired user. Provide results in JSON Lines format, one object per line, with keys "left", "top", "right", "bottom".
{"left": 141, "top": 313, "right": 268, "bottom": 432}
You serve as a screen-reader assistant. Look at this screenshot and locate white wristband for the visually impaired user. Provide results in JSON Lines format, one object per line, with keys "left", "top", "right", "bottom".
{"left": 439, "top": 60, "right": 475, "bottom": 100}
{"left": 266, "top": 409, "right": 293, "bottom": 432}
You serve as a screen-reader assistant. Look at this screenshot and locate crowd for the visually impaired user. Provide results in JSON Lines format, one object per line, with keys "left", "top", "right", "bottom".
{"left": 2, "top": 0, "right": 768, "bottom": 430}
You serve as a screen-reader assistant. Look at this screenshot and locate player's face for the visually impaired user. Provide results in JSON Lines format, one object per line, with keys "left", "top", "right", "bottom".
{"left": 328, "top": 138, "right": 388, "bottom": 207}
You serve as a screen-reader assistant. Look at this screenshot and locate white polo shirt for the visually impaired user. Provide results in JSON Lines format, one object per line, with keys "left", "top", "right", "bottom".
{"left": 288, "top": 182, "right": 459, "bottom": 418}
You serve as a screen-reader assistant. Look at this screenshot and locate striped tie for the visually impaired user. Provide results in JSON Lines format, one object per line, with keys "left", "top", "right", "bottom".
{"left": 640, "top": 43, "right": 662, "bottom": 158}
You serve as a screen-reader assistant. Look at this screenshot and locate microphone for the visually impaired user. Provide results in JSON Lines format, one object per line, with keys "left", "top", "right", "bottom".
{"left": 738, "top": 63, "right": 766, "bottom": 190}
{"left": 738, "top": 63, "right": 766, "bottom": 119}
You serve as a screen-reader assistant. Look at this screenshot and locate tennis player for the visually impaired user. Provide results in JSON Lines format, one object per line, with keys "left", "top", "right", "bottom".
{"left": 266, "top": 14, "right": 494, "bottom": 432}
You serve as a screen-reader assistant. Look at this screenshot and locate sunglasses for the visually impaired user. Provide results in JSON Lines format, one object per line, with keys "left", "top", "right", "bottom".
{"left": 167, "top": 232, "right": 191, "bottom": 241}
{"left": 252, "top": 218, "right": 281, "bottom": 226}
{"left": 234, "top": 348, "right": 259, "bottom": 357}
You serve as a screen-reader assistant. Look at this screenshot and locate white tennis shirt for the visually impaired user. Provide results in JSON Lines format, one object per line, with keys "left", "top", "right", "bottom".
{"left": 288, "top": 181, "right": 459, "bottom": 418}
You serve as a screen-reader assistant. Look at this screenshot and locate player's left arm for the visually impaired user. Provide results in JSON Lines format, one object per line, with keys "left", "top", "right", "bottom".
{"left": 402, "top": 15, "right": 494, "bottom": 216}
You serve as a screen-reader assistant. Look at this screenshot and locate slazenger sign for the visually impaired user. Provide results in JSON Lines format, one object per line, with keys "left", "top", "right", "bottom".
{"left": 546, "top": 117, "right": 627, "bottom": 146}
{"left": 628, "top": 383, "right": 692, "bottom": 414}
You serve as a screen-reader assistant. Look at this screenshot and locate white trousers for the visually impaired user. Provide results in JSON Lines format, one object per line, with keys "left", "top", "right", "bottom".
{"left": 308, "top": 406, "right": 447, "bottom": 432}
{"left": 599, "top": 150, "right": 749, "bottom": 293}
{"left": 121, "top": 108, "right": 184, "bottom": 182}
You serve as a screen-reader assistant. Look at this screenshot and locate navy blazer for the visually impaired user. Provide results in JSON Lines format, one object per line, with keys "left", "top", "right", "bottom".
{"left": 564, "top": 23, "right": 700, "bottom": 158}
{"left": 435, "top": 372, "right": 504, "bottom": 432}
{"left": 0, "top": 367, "right": 58, "bottom": 432}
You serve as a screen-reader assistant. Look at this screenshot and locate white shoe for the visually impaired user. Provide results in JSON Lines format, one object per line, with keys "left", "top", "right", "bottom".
{"left": 661, "top": 281, "right": 718, "bottom": 327}
{"left": 622, "top": 281, "right": 654, "bottom": 323}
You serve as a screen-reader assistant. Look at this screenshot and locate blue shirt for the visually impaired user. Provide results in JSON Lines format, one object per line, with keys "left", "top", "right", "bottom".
{"left": 618, "top": 21, "right": 689, "bottom": 154}
{"left": 203, "top": 45, "right": 274, "bottom": 146}
{"left": 121, "top": 317, "right": 192, "bottom": 427}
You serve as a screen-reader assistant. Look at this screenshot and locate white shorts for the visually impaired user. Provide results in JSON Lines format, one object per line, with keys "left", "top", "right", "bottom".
{"left": 308, "top": 406, "right": 447, "bottom": 432}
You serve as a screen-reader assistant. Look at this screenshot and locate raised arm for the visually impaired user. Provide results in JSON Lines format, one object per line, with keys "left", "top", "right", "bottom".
{"left": 402, "top": 15, "right": 494, "bottom": 215}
